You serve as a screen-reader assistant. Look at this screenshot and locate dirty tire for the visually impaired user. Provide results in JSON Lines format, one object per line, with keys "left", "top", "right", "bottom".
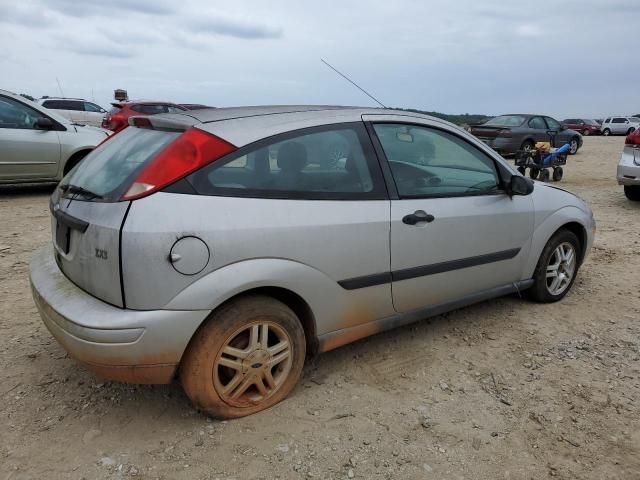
{"left": 527, "top": 229, "right": 581, "bottom": 303}
{"left": 180, "top": 295, "right": 306, "bottom": 419}
{"left": 624, "top": 185, "right": 640, "bottom": 201}
{"left": 521, "top": 140, "right": 534, "bottom": 153}
{"left": 582, "top": 129, "right": 590, "bottom": 136}
{"left": 603, "top": 128, "right": 611, "bottom": 136}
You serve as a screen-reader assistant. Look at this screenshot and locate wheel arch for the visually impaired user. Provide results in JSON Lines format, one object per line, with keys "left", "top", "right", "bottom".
{"left": 523, "top": 206, "right": 592, "bottom": 280}
{"left": 558, "top": 221, "right": 587, "bottom": 264}
{"left": 62, "top": 148, "right": 93, "bottom": 175}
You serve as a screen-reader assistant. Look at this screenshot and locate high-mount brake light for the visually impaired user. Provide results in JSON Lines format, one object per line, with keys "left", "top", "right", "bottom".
{"left": 121, "top": 128, "right": 236, "bottom": 201}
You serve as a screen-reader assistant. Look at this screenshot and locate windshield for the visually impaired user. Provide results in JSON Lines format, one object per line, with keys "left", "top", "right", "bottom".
{"left": 483, "top": 115, "right": 526, "bottom": 127}
{"left": 60, "top": 127, "right": 180, "bottom": 201}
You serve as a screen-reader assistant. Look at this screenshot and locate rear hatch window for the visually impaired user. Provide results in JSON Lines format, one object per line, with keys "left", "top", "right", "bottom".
{"left": 61, "top": 127, "right": 180, "bottom": 202}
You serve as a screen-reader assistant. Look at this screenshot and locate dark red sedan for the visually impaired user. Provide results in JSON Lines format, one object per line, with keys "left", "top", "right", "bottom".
{"left": 102, "top": 101, "right": 187, "bottom": 132}
{"left": 561, "top": 118, "right": 601, "bottom": 136}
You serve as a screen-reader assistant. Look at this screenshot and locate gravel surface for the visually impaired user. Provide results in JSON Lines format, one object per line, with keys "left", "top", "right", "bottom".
{"left": 1, "top": 136, "right": 639, "bottom": 479}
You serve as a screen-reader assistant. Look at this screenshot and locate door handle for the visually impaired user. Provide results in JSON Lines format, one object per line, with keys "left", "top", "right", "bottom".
{"left": 402, "top": 210, "right": 435, "bottom": 225}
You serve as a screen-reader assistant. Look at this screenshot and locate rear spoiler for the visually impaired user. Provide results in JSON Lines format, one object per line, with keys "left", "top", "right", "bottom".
{"left": 110, "top": 102, "right": 123, "bottom": 108}
{"left": 128, "top": 115, "right": 198, "bottom": 131}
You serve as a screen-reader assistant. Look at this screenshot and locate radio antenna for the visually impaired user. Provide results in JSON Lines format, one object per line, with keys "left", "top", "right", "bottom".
{"left": 320, "top": 58, "right": 386, "bottom": 108}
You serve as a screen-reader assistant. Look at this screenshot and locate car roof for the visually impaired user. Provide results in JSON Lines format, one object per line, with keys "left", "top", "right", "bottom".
{"left": 145, "top": 105, "right": 457, "bottom": 147}
{"left": 39, "top": 97, "right": 86, "bottom": 101}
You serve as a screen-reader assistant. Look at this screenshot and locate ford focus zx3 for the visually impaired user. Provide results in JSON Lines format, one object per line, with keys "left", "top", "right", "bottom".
{"left": 30, "top": 106, "right": 595, "bottom": 418}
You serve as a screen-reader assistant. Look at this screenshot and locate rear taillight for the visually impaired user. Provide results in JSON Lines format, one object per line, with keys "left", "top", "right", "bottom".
{"left": 121, "top": 128, "right": 236, "bottom": 201}
{"left": 498, "top": 128, "right": 512, "bottom": 138}
{"left": 625, "top": 132, "right": 640, "bottom": 146}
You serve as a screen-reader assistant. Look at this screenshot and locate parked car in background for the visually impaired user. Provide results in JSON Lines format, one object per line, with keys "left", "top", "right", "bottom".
{"left": 617, "top": 128, "right": 640, "bottom": 200}
{"left": 600, "top": 116, "right": 640, "bottom": 136}
{"left": 469, "top": 114, "right": 582, "bottom": 156}
{"left": 179, "top": 103, "right": 214, "bottom": 110}
{"left": 561, "top": 118, "right": 601, "bottom": 136}
{"left": 31, "top": 106, "right": 594, "bottom": 418}
{"left": 102, "top": 101, "right": 187, "bottom": 132}
{"left": 37, "top": 97, "right": 107, "bottom": 128}
{"left": 0, "top": 89, "right": 110, "bottom": 183}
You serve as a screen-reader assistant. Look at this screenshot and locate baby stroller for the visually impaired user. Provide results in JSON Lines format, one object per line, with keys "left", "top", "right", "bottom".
{"left": 514, "top": 133, "right": 572, "bottom": 182}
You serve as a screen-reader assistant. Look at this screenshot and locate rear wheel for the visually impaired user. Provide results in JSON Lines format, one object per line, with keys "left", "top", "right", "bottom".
{"left": 603, "top": 128, "right": 611, "bottom": 136}
{"left": 180, "top": 295, "right": 306, "bottom": 418}
{"left": 624, "top": 185, "right": 640, "bottom": 201}
{"left": 582, "top": 129, "right": 590, "bottom": 136}
{"left": 521, "top": 140, "right": 535, "bottom": 153}
{"left": 527, "top": 229, "right": 580, "bottom": 303}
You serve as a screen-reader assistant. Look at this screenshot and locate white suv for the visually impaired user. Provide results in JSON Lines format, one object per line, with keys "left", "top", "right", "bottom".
{"left": 601, "top": 116, "right": 640, "bottom": 136}
{"left": 38, "top": 98, "right": 107, "bottom": 128}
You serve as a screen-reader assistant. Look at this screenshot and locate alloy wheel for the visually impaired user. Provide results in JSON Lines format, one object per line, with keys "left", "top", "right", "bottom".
{"left": 546, "top": 242, "right": 576, "bottom": 296}
{"left": 214, "top": 321, "right": 292, "bottom": 407}
{"left": 570, "top": 139, "right": 578, "bottom": 154}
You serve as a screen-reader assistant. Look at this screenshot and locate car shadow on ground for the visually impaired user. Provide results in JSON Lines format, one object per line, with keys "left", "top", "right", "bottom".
{"left": 39, "top": 293, "right": 524, "bottom": 422}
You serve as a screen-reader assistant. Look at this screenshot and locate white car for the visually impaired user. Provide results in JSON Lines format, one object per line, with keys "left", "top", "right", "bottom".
{"left": 601, "top": 116, "right": 640, "bottom": 136}
{"left": 0, "top": 90, "right": 111, "bottom": 184}
{"left": 37, "top": 97, "right": 107, "bottom": 128}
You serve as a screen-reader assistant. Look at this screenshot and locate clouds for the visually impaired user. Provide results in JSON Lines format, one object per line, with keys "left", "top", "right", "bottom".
{"left": 0, "top": 0, "right": 636, "bottom": 118}
{"left": 187, "top": 15, "right": 283, "bottom": 39}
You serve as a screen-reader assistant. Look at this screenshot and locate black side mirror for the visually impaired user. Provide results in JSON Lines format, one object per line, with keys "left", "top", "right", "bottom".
{"left": 35, "top": 117, "right": 54, "bottom": 130}
{"left": 509, "top": 174, "right": 534, "bottom": 196}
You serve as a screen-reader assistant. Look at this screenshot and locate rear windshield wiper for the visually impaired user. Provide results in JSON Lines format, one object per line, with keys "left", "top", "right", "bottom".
{"left": 60, "top": 184, "right": 103, "bottom": 200}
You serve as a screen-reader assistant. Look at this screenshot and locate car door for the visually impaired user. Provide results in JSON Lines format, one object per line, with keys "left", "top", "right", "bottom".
{"left": 544, "top": 117, "right": 567, "bottom": 146}
{"left": 528, "top": 116, "right": 549, "bottom": 143}
{"left": 612, "top": 117, "right": 627, "bottom": 134}
{"left": 83, "top": 101, "right": 106, "bottom": 127}
{"left": 0, "top": 94, "right": 61, "bottom": 181}
{"left": 365, "top": 115, "right": 534, "bottom": 313}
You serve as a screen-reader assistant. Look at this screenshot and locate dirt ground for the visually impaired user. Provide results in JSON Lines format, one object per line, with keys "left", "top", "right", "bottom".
{"left": 1, "top": 136, "right": 639, "bottom": 480}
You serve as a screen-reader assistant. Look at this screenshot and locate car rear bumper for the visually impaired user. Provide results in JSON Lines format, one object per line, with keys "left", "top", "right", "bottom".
{"left": 617, "top": 147, "right": 640, "bottom": 185}
{"left": 30, "top": 246, "right": 209, "bottom": 384}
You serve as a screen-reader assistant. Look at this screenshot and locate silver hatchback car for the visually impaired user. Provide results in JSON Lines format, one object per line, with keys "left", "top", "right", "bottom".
{"left": 30, "top": 106, "right": 595, "bottom": 418}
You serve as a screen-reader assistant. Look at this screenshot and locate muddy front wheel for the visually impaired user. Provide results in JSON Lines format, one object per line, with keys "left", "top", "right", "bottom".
{"left": 180, "top": 295, "right": 306, "bottom": 418}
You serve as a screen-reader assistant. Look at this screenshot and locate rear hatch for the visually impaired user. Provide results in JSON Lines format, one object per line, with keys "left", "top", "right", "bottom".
{"left": 51, "top": 126, "right": 182, "bottom": 307}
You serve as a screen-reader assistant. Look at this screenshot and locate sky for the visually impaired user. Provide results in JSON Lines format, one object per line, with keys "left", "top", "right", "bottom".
{"left": 0, "top": 0, "right": 637, "bottom": 118}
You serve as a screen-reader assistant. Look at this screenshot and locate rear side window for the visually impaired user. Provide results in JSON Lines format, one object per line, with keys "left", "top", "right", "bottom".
{"left": 612, "top": 118, "right": 626, "bottom": 123}
{"left": 528, "top": 117, "right": 546, "bottom": 129}
{"left": 43, "top": 100, "right": 83, "bottom": 111}
{"left": 131, "top": 104, "right": 168, "bottom": 115}
{"left": 188, "top": 123, "right": 386, "bottom": 200}
{"left": 61, "top": 127, "right": 180, "bottom": 201}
